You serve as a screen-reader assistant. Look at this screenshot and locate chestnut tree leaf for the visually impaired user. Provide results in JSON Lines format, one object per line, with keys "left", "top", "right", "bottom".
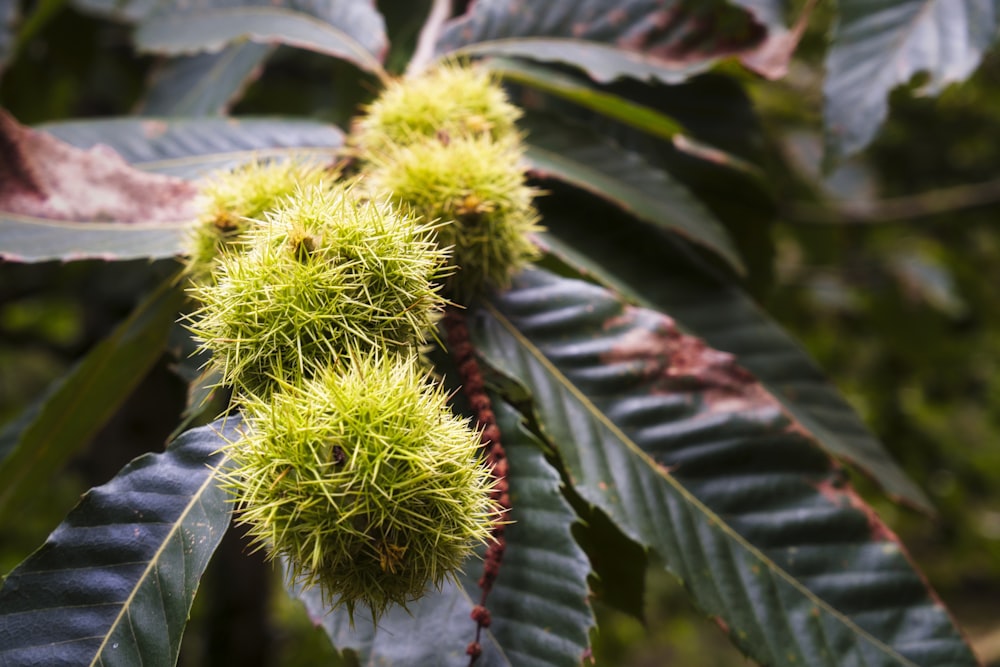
{"left": 137, "top": 42, "right": 275, "bottom": 116}
{"left": 0, "top": 110, "right": 199, "bottom": 262}
{"left": 471, "top": 267, "right": 976, "bottom": 666}
{"left": 824, "top": 0, "right": 1000, "bottom": 161}
{"left": 0, "top": 417, "right": 240, "bottom": 666}
{"left": 40, "top": 116, "right": 346, "bottom": 178}
{"left": 534, "top": 184, "right": 930, "bottom": 511}
{"left": 522, "top": 115, "right": 745, "bottom": 276}
{"left": 135, "top": 0, "right": 387, "bottom": 76}
{"left": 435, "top": 0, "right": 779, "bottom": 84}
{"left": 0, "top": 116, "right": 345, "bottom": 262}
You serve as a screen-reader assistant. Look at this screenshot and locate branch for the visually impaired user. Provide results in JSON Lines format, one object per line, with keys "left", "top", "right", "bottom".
{"left": 783, "top": 176, "right": 1000, "bottom": 224}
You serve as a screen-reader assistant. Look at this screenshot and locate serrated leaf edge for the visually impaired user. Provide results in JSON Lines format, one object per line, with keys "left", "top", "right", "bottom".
{"left": 482, "top": 299, "right": 919, "bottom": 666}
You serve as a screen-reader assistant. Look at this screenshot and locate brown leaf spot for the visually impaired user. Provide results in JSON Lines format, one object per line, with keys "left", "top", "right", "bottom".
{"left": 607, "top": 8, "right": 627, "bottom": 27}
{"left": 616, "top": 7, "right": 768, "bottom": 67}
{"left": 0, "top": 109, "right": 199, "bottom": 223}
{"left": 739, "top": 0, "right": 815, "bottom": 79}
{"left": 603, "top": 312, "right": 770, "bottom": 414}
{"left": 142, "top": 119, "right": 169, "bottom": 139}
{"left": 812, "top": 476, "right": 899, "bottom": 544}
{"left": 712, "top": 615, "right": 730, "bottom": 635}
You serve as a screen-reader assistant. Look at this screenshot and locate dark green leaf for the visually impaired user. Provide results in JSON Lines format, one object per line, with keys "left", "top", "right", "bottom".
{"left": 490, "top": 57, "right": 685, "bottom": 142}
{"left": 473, "top": 267, "right": 975, "bottom": 666}
{"left": 511, "top": 71, "right": 775, "bottom": 290}
{"left": 138, "top": 42, "right": 275, "bottom": 116}
{"left": 294, "top": 401, "right": 594, "bottom": 666}
{"left": 824, "top": 0, "right": 1000, "bottom": 161}
{"left": 377, "top": 0, "right": 432, "bottom": 75}
{"left": 135, "top": 0, "right": 387, "bottom": 77}
{"left": 300, "top": 579, "right": 507, "bottom": 666}
{"left": 0, "top": 218, "right": 192, "bottom": 262}
{"left": 436, "top": 1, "right": 771, "bottom": 84}
{"left": 0, "top": 417, "right": 239, "bottom": 665}
{"left": 0, "top": 277, "right": 185, "bottom": 519}
{"left": 515, "top": 70, "right": 768, "bottom": 169}
{"left": 42, "top": 116, "right": 346, "bottom": 178}
{"left": 72, "top": 0, "right": 157, "bottom": 22}
{"left": 522, "top": 115, "right": 745, "bottom": 275}
{"left": 535, "top": 192, "right": 930, "bottom": 510}
{"left": 568, "top": 499, "right": 647, "bottom": 619}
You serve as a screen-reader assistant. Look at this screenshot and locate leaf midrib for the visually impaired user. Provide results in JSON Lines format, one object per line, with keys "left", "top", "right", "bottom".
{"left": 482, "top": 299, "right": 918, "bottom": 666}
{"left": 87, "top": 450, "right": 229, "bottom": 665}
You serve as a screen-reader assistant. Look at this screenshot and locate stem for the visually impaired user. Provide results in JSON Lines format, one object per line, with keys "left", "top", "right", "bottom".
{"left": 407, "top": 0, "right": 452, "bottom": 75}
{"left": 442, "top": 307, "right": 510, "bottom": 666}
{"left": 783, "top": 176, "right": 1000, "bottom": 225}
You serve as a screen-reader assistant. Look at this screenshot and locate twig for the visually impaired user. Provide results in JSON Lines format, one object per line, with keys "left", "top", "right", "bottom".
{"left": 783, "top": 176, "right": 1000, "bottom": 224}
{"left": 442, "top": 307, "right": 510, "bottom": 666}
{"left": 408, "top": 0, "right": 452, "bottom": 76}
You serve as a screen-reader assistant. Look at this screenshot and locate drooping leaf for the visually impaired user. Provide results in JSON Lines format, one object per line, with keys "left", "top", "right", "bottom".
{"left": 2, "top": 116, "right": 345, "bottom": 261}
{"left": 0, "top": 217, "right": 192, "bottom": 263}
{"left": 435, "top": 0, "right": 776, "bottom": 84}
{"left": 0, "top": 276, "right": 185, "bottom": 520}
{"left": 0, "top": 110, "right": 199, "bottom": 262}
{"left": 138, "top": 42, "right": 275, "bottom": 116}
{"left": 824, "top": 0, "right": 1000, "bottom": 161}
{"left": 472, "top": 267, "right": 976, "bottom": 666}
{"left": 293, "top": 401, "right": 594, "bottom": 666}
{"left": 0, "top": 417, "right": 240, "bottom": 665}
{"left": 135, "top": 0, "right": 387, "bottom": 77}
{"left": 533, "top": 178, "right": 929, "bottom": 510}
{"left": 489, "top": 57, "right": 685, "bottom": 142}
{"left": 42, "top": 116, "right": 346, "bottom": 178}
{"left": 299, "top": 578, "right": 507, "bottom": 666}
{"left": 0, "top": 111, "right": 198, "bottom": 223}
{"left": 522, "top": 114, "right": 745, "bottom": 275}
{"left": 511, "top": 71, "right": 776, "bottom": 291}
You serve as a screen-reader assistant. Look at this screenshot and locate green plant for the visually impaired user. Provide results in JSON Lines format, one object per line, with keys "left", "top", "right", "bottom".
{"left": 1, "top": 2, "right": 997, "bottom": 666}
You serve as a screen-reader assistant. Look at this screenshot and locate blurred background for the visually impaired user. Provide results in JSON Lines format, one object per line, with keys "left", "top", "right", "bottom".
{"left": 1, "top": 2, "right": 998, "bottom": 665}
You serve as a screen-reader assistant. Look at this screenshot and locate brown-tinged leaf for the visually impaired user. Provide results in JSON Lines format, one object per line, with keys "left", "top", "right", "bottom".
{"left": 435, "top": 0, "right": 784, "bottom": 84}
{"left": 737, "top": 0, "right": 813, "bottom": 80}
{"left": 472, "top": 267, "right": 979, "bottom": 666}
{"left": 0, "top": 109, "right": 199, "bottom": 224}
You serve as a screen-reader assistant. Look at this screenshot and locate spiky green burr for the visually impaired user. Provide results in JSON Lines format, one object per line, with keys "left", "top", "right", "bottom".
{"left": 185, "top": 159, "right": 334, "bottom": 284}
{"left": 187, "top": 185, "right": 450, "bottom": 396}
{"left": 352, "top": 62, "right": 521, "bottom": 155}
{"left": 365, "top": 134, "right": 541, "bottom": 301}
{"left": 224, "top": 352, "right": 498, "bottom": 621}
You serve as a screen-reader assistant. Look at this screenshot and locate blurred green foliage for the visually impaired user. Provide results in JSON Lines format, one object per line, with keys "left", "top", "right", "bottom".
{"left": 750, "top": 10, "right": 1000, "bottom": 665}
